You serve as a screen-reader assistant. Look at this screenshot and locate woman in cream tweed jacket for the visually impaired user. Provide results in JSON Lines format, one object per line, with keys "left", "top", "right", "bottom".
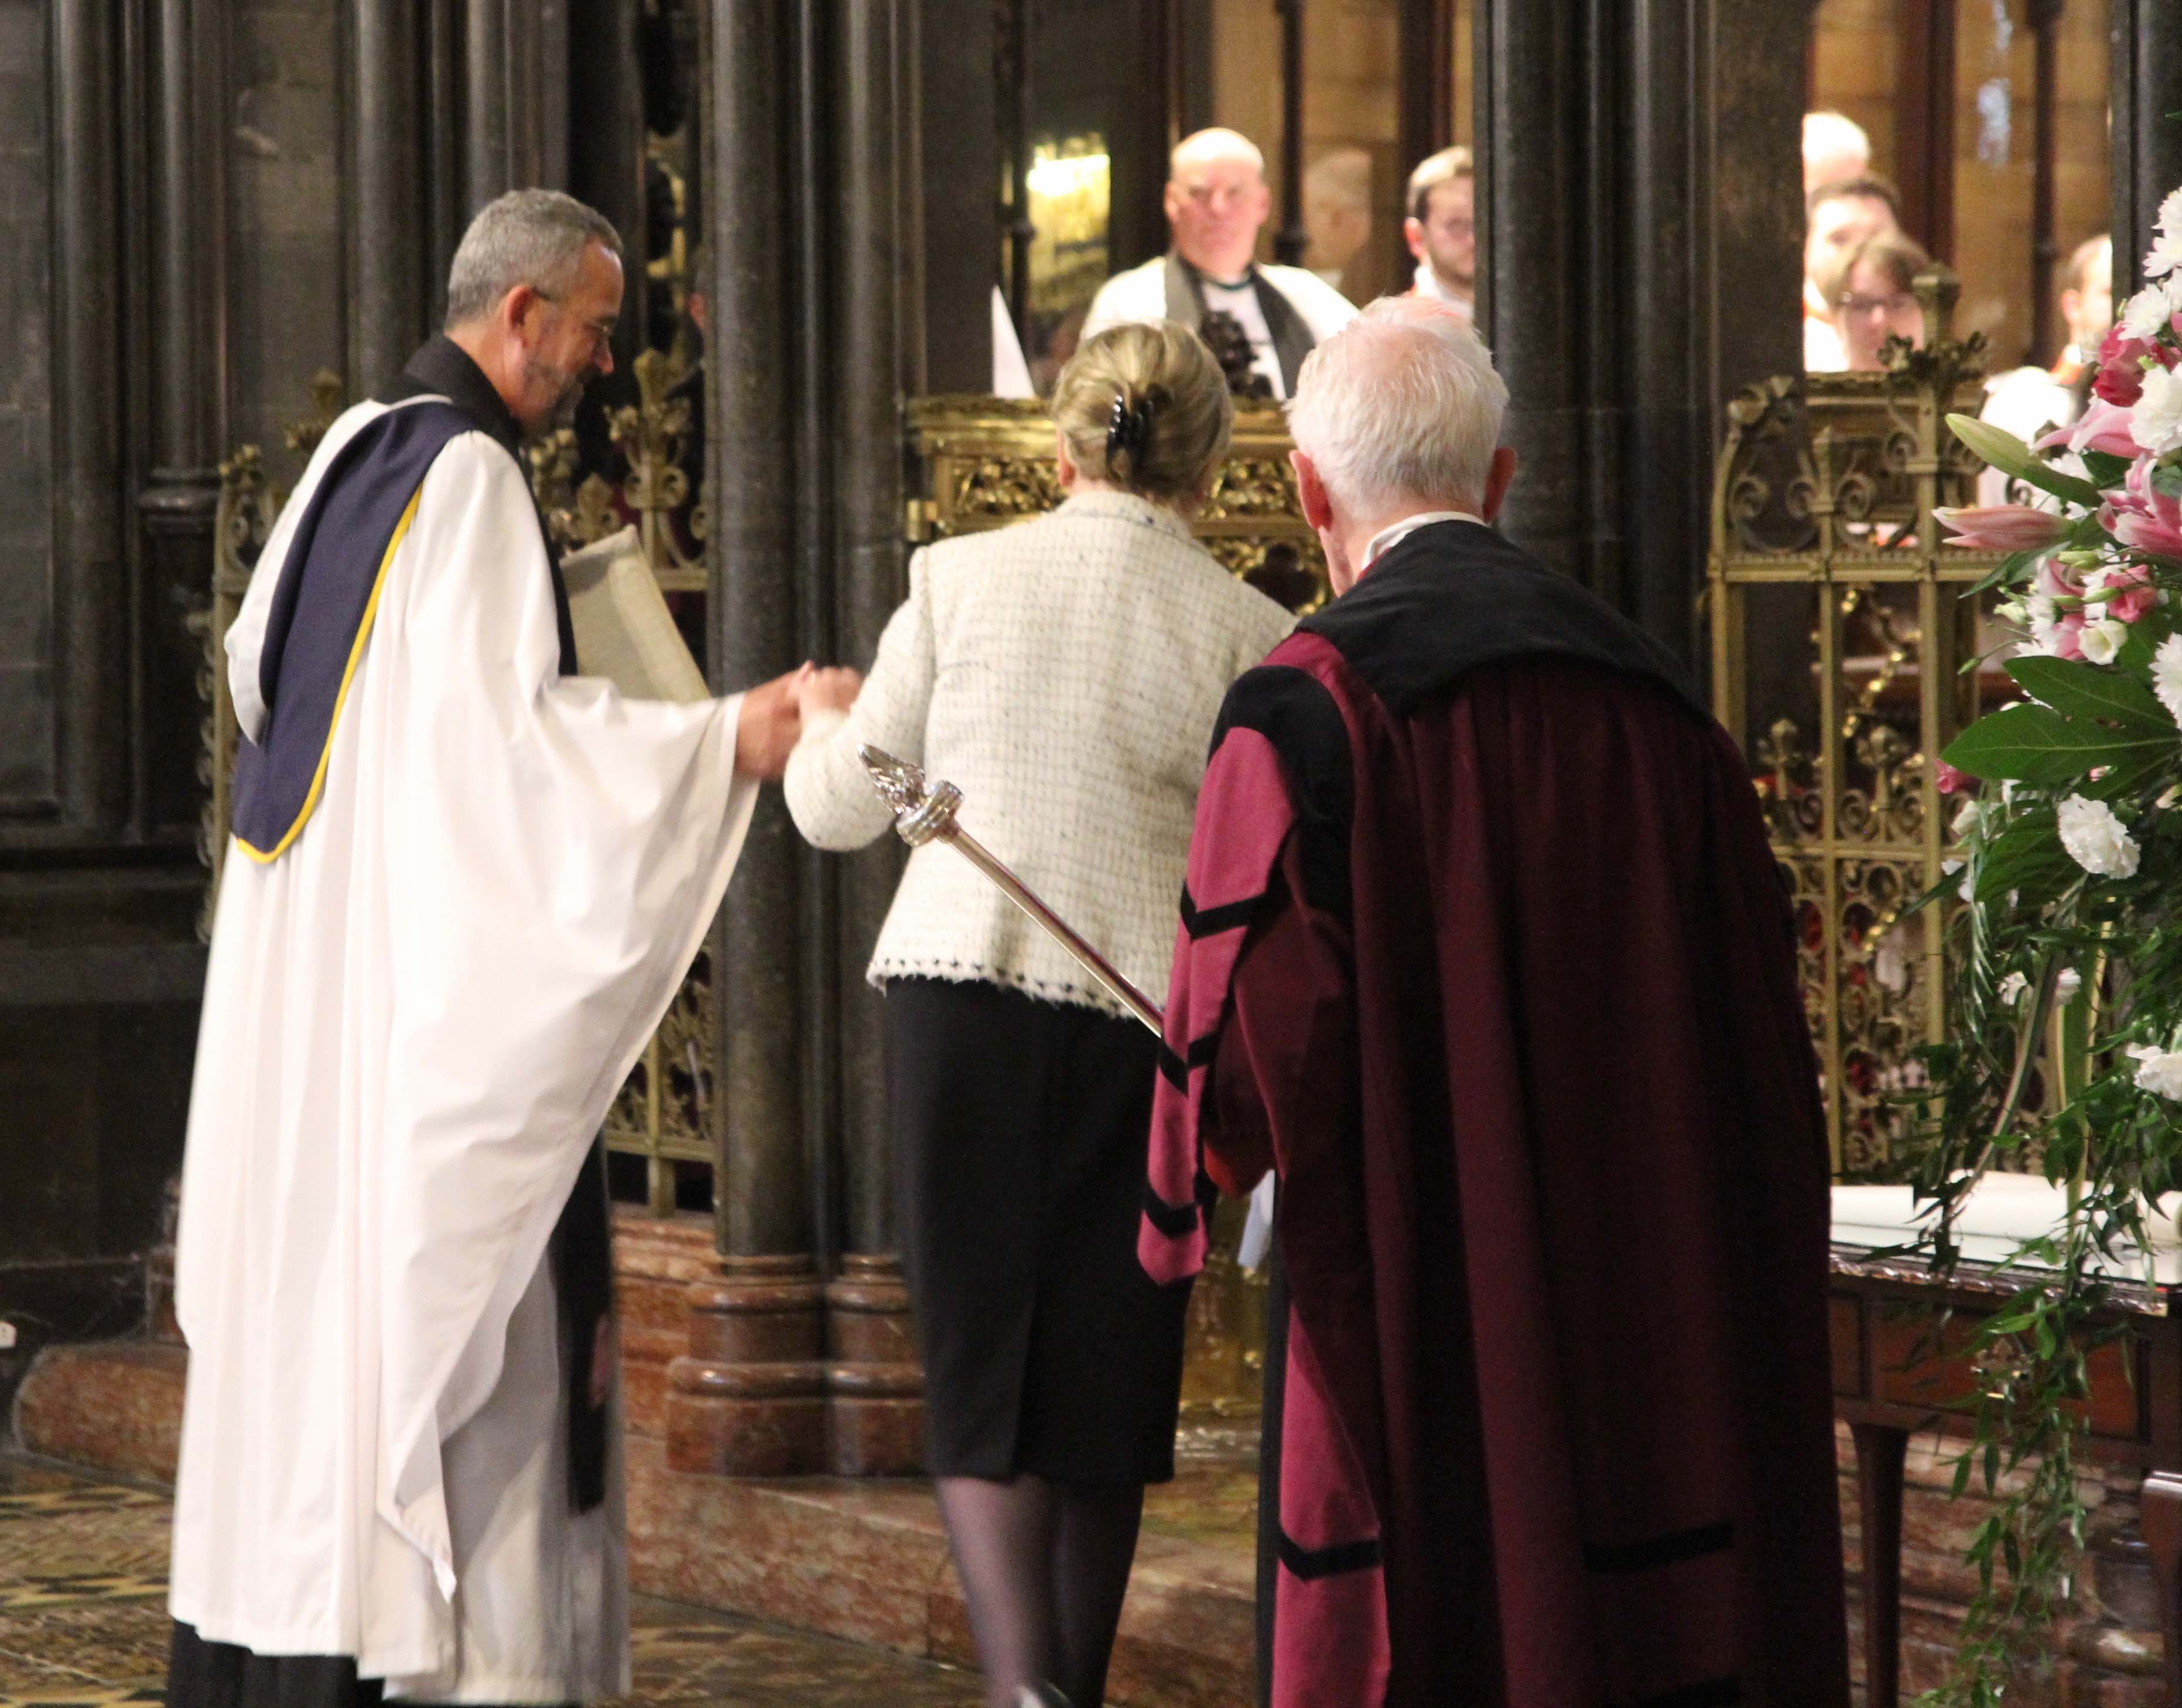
{"left": 785, "top": 322, "right": 1292, "bottom": 1708}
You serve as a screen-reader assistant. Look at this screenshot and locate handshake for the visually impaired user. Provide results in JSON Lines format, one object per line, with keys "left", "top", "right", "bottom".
{"left": 733, "top": 662, "right": 864, "bottom": 781}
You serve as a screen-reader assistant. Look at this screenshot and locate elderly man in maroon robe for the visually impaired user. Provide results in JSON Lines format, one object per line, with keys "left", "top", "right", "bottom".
{"left": 1140, "top": 299, "right": 1849, "bottom": 1708}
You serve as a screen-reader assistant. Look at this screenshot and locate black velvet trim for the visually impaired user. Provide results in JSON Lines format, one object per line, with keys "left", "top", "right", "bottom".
{"left": 1142, "top": 1181, "right": 1202, "bottom": 1240}
{"left": 1298, "top": 520, "right": 1703, "bottom": 720}
{"left": 1178, "top": 884, "right": 1266, "bottom": 941}
{"left": 1582, "top": 1519, "right": 1735, "bottom": 1576}
{"left": 1613, "top": 1679, "right": 1743, "bottom": 1708}
{"left": 1208, "top": 666, "right": 1353, "bottom": 921}
{"left": 1275, "top": 1530, "right": 1383, "bottom": 1582}
{"left": 1155, "top": 1032, "right": 1221, "bottom": 1090}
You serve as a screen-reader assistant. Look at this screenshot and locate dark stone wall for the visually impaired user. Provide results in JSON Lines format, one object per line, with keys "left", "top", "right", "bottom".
{"left": 0, "top": 1, "right": 54, "bottom": 819}
{"left": 229, "top": 0, "right": 346, "bottom": 464}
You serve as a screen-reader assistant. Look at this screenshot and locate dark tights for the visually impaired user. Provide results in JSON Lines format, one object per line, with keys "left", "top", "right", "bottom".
{"left": 935, "top": 1473, "right": 1147, "bottom": 1708}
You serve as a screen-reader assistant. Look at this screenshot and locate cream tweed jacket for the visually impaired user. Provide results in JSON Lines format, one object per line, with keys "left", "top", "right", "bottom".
{"left": 785, "top": 489, "right": 1295, "bottom": 1016}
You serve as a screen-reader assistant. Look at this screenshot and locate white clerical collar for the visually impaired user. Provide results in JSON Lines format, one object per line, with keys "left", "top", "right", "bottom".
{"left": 1363, "top": 509, "right": 1487, "bottom": 570}
{"left": 1411, "top": 263, "right": 1474, "bottom": 320}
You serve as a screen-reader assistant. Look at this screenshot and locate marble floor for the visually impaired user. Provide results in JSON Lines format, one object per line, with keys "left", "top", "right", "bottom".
{"left": 0, "top": 1453, "right": 986, "bottom": 1708}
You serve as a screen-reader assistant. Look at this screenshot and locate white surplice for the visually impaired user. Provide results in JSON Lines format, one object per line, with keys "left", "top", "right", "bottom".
{"left": 168, "top": 398, "right": 758, "bottom": 1701}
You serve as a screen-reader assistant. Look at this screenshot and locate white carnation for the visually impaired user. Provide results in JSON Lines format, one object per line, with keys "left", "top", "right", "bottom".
{"left": 1998, "top": 971, "right": 2029, "bottom": 1004}
{"left": 2055, "top": 967, "right": 2083, "bottom": 1003}
{"left": 1952, "top": 798, "right": 1985, "bottom": 838}
{"left": 2025, "top": 591, "right": 2066, "bottom": 655}
{"left": 1941, "top": 855, "right": 1975, "bottom": 902}
{"left": 2056, "top": 793, "right": 2142, "bottom": 878}
{"left": 2130, "top": 1044, "right": 2182, "bottom": 1100}
{"left": 2080, "top": 616, "right": 2130, "bottom": 665}
{"left": 2156, "top": 633, "right": 2182, "bottom": 726}
{"left": 2123, "top": 283, "right": 2175, "bottom": 341}
{"left": 2148, "top": 231, "right": 2182, "bottom": 281}
{"left": 2163, "top": 187, "right": 2182, "bottom": 239}
{"left": 2134, "top": 365, "right": 2182, "bottom": 456}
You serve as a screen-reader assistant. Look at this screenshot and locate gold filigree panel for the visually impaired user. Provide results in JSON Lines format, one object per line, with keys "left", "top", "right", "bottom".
{"left": 1707, "top": 269, "right": 2005, "bottom": 1173}
{"left": 906, "top": 395, "right": 1327, "bottom": 613}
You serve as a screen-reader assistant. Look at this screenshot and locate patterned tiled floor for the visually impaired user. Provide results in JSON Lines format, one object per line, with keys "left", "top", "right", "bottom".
{"left": 0, "top": 1454, "right": 984, "bottom": 1708}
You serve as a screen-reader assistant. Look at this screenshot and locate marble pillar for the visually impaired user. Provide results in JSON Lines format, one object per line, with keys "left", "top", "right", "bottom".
{"left": 2112, "top": 0, "right": 2182, "bottom": 291}
{"left": 136, "top": 0, "right": 230, "bottom": 844}
{"left": 669, "top": 0, "right": 826, "bottom": 1479}
{"left": 1477, "top": 0, "right": 1805, "bottom": 666}
{"left": 822, "top": 0, "right": 922, "bottom": 1477}
{"left": 47, "top": 3, "right": 128, "bottom": 836}
{"left": 344, "top": 0, "right": 428, "bottom": 396}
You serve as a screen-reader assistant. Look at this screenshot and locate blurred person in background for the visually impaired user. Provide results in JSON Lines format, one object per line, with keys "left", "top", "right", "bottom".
{"left": 1976, "top": 234, "right": 2114, "bottom": 501}
{"left": 1807, "top": 180, "right": 1907, "bottom": 371}
{"left": 1403, "top": 146, "right": 1476, "bottom": 323}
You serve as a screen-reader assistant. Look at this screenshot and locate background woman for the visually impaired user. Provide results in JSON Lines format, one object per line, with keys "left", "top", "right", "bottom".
{"left": 1828, "top": 230, "right": 1935, "bottom": 371}
{"left": 783, "top": 321, "right": 1293, "bottom": 1708}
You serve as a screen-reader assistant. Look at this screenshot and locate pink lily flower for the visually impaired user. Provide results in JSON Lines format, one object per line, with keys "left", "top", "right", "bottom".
{"left": 2036, "top": 395, "right": 2143, "bottom": 460}
{"left": 1933, "top": 504, "right": 2069, "bottom": 552}
{"left": 2090, "top": 563, "right": 2160, "bottom": 623}
{"left": 2105, "top": 456, "right": 2182, "bottom": 562}
{"left": 1934, "top": 761, "right": 1973, "bottom": 795}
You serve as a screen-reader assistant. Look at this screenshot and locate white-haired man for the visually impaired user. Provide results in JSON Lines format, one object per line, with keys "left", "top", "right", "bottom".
{"left": 1402, "top": 145, "right": 1476, "bottom": 319}
{"left": 1141, "top": 298, "right": 1850, "bottom": 1707}
{"left": 165, "top": 189, "right": 802, "bottom": 1708}
{"left": 1803, "top": 109, "right": 1870, "bottom": 196}
{"left": 1082, "top": 127, "right": 1355, "bottom": 398}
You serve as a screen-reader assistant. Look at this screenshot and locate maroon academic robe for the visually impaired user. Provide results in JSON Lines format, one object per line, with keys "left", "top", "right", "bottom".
{"left": 1140, "top": 519, "right": 1848, "bottom": 1708}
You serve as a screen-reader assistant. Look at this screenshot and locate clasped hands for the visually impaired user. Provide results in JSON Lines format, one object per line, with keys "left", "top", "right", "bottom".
{"left": 732, "top": 661, "right": 865, "bottom": 781}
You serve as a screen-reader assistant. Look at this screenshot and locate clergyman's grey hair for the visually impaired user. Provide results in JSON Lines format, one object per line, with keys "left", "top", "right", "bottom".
{"left": 444, "top": 189, "right": 624, "bottom": 328}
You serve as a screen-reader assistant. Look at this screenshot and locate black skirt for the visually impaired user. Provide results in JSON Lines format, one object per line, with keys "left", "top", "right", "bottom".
{"left": 885, "top": 976, "right": 1192, "bottom": 1484}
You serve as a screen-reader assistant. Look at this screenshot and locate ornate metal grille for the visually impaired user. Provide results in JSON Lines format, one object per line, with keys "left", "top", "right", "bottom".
{"left": 1706, "top": 273, "right": 2016, "bottom": 1174}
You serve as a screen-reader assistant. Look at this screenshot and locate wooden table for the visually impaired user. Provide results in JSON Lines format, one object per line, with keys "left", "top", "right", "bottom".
{"left": 1831, "top": 1247, "right": 2182, "bottom": 1704}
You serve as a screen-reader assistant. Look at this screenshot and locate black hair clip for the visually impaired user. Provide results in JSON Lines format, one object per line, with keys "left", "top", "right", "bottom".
{"left": 1106, "top": 389, "right": 1154, "bottom": 465}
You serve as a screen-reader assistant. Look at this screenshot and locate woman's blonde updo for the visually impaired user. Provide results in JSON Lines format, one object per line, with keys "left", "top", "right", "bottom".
{"left": 1051, "top": 320, "right": 1233, "bottom": 504}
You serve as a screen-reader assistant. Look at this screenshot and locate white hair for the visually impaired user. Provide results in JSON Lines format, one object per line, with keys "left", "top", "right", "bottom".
{"left": 1801, "top": 111, "right": 1870, "bottom": 170}
{"left": 444, "top": 189, "right": 623, "bottom": 328}
{"left": 1285, "top": 297, "right": 1508, "bottom": 512}
{"left": 1170, "top": 127, "right": 1264, "bottom": 181}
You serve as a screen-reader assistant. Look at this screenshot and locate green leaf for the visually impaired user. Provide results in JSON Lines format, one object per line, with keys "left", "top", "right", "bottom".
{"left": 2082, "top": 450, "right": 2135, "bottom": 488}
{"left": 2006, "top": 655, "right": 2176, "bottom": 731}
{"left": 1942, "top": 700, "right": 2177, "bottom": 784}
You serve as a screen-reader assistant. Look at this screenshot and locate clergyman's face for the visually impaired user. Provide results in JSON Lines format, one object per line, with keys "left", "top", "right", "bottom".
{"left": 1407, "top": 176, "right": 1475, "bottom": 291}
{"left": 1804, "top": 193, "right": 1895, "bottom": 291}
{"left": 518, "top": 241, "right": 623, "bottom": 432}
{"left": 1165, "top": 155, "right": 1271, "bottom": 280}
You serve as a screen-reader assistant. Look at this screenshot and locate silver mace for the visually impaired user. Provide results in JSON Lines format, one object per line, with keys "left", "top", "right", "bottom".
{"left": 857, "top": 744, "right": 1164, "bottom": 1035}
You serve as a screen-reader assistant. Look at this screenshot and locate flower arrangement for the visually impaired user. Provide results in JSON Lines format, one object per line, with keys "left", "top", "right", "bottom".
{"left": 1906, "top": 189, "right": 2182, "bottom": 1700}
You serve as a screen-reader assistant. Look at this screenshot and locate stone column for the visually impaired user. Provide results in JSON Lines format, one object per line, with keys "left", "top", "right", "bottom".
{"left": 48, "top": 3, "right": 128, "bottom": 836}
{"left": 822, "top": 0, "right": 921, "bottom": 1477}
{"left": 463, "top": 0, "right": 562, "bottom": 210}
{"left": 2112, "top": 0, "right": 2182, "bottom": 289}
{"left": 667, "top": 0, "right": 824, "bottom": 1478}
{"left": 137, "top": 0, "right": 231, "bottom": 842}
{"left": 916, "top": 0, "right": 1000, "bottom": 393}
{"left": 1475, "top": 0, "right": 1585, "bottom": 590}
{"left": 344, "top": 0, "right": 429, "bottom": 395}
{"left": 1477, "top": 0, "right": 1805, "bottom": 666}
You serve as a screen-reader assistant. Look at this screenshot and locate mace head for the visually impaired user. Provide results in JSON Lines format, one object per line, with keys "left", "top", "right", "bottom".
{"left": 857, "top": 744, "right": 962, "bottom": 847}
